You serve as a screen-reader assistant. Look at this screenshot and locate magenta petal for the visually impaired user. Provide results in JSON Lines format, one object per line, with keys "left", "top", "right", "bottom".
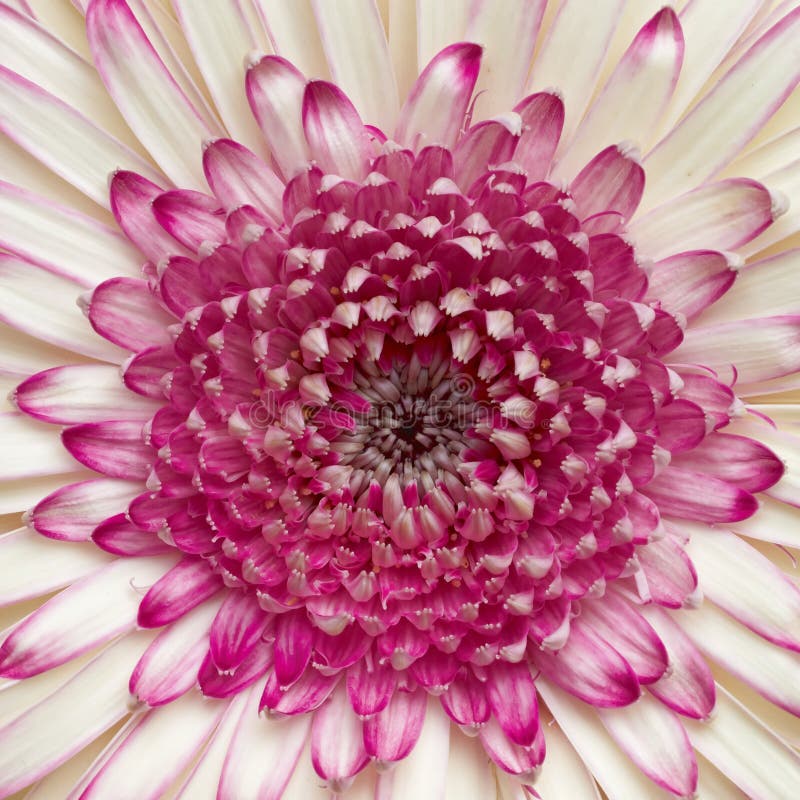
{"left": 138, "top": 557, "right": 223, "bottom": 628}
{"left": 485, "top": 660, "right": 540, "bottom": 747}
{"left": 479, "top": 715, "right": 544, "bottom": 781}
{"left": 197, "top": 643, "right": 273, "bottom": 699}
{"left": 362, "top": 688, "right": 427, "bottom": 762}
{"left": 569, "top": 144, "right": 645, "bottom": 221}
{"left": 273, "top": 611, "right": 315, "bottom": 686}
{"left": 151, "top": 189, "right": 226, "bottom": 252}
{"left": 513, "top": 91, "right": 564, "bottom": 182}
{"left": 209, "top": 592, "right": 267, "bottom": 673}
{"left": 92, "top": 514, "right": 173, "bottom": 557}
{"left": 62, "top": 420, "right": 152, "bottom": 480}
{"left": 440, "top": 670, "right": 491, "bottom": 732}
{"left": 346, "top": 658, "right": 397, "bottom": 717}
{"left": 260, "top": 666, "right": 338, "bottom": 715}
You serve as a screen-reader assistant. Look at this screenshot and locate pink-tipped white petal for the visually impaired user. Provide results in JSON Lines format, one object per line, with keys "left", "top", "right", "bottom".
{"left": 676, "top": 601, "right": 800, "bottom": 716}
{"left": 671, "top": 315, "right": 800, "bottom": 386}
{"left": 311, "top": 682, "right": 368, "bottom": 790}
{"left": 172, "top": 0, "right": 266, "bottom": 154}
{"left": 526, "top": 0, "right": 625, "bottom": 140}
{"left": 0, "top": 528, "right": 111, "bottom": 607}
{"left": 557, "top": 8, "right": 683, "bottom": 177}
{"left": 646, "top": 250, "right": 737, "bottom": 320}
{"left": 0, "top": 65, "right": 161, "bottom": 207}
{"left": 202, "top": 138, "right": 283, "bottom": 223}
{"left": 569, "top": 144, "right": 645, "bottom": 221}
{"left": 0, "top": 413, "right": 82, "bottom": 480}
{"left": 246, "top": 55, "right": 310, "bottom": 181}
{"left": 643, "top": 7, "right": 800, "bottom": 210}
{"left": 684, "top": 526, "right": 800, "bottom": 651}
{"left": 395, "top": 42, "right": 482, "bottom": 151}
{"left": 14, "top": 364, "right": 158, "bottom": 424}
{"left": 87, "top": 277, "right": 174, "bottom": 351}
{"left": 86, "top": 0, "right": 221, "bottom": 188}
{"left": 630, "top": 178, "right": 780, "bottom": 261}
{"left": 363, "top": 688, "right": 427, "bottom": 764}
{"left": 30, "top": 477, "right": 141, "bottom": 542}
{"left": 539, "top": 681, "right": 676, "bottom": 800}
{"left": 513, "top": 91, "right": 565, "bottom": 182}
{"left": 0, "top": 180, "right": 142, "bottom": 285}
{"left": 80, "top": 692, "right": 226, "bottom": 800}
{"left": 682, "top": 686, "right": 800, "bottom": 798}
{"left": 311, "top": 0, "right": 399, "bottom": 132}
{"left": 302, "top": 80, "right": 370, "bottom": 181}
{"left": 0, "top": 556, "right": 172, "bottom": 679}
{"left": 0, "top": 255, "right": 126, "bottom": 361}
{"left": 599, "top": 694, "right": 696, "bottom": 797}
{"left": 0, "top": 632, "right": 154, "bottom": 799}
{"left": 130, "top": 597, "right": 221, "bottom": 706}
{"left": 465, "top": 0, "right": 547, "bottom": 120}
{"left": 219, "top": 687, "right": 310, "bottom": 800}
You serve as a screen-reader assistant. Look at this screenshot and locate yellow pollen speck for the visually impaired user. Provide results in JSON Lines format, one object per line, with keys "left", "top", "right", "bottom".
{"left": 264, "top": 500, "right": 276, "bottom": 509}
{"left": 330, "top": 286, "right": 340, "bottom": 295}
{"left": 251, "top": 388, "right": 262, "bottom": 397}
{"left": 540, "top": 357, "right": 551, "bottom": 371}
{"left": 290, "top": 349, "right": 301, "bottom": 359}
{"left": 533, "top": 433, "right": 542, "bottom": 440}
{"left": 382, "top": 274, "right": 392, "bottom": 282}
{"left": 533, "top": 458, "right": 542, "bottom": 468}
{"left": 452, "top": 579, "right": 462, "bottom": 588}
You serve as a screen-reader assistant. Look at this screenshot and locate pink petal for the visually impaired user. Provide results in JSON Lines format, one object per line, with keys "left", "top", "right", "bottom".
{"left": 637, "top": 534, "right": 699, "bottom": 610}
{"left": 511, "top": 91, "right": 564, "bottom": 182}
{"left": 362, "top": 688, "right": 427, "bottom": 763}
{"left": 453, "top": 114, "right": 521, "bottom": 191}
{"left": 485, "top": 660, "right": 540, "bottom": 747}
{"left": 62, "top": 419, "right": 152, "bottom": 480}
{"left": 151, "top": 189, "right": 226, "bottom": 252}
{"left": 478, "top": 715, "right": 544, "bottom": 781}
{"left": 569, "top": 144, "right": 645, "bottom": 221}
{"left": 209, "top": 592, "right": 267, "bottom": 673}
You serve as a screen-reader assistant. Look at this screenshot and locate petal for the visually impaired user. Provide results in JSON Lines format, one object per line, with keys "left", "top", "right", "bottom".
{"left": 453, "top": 114, "right": 521, "bottom": 191}
{"left": 138, "top": 557, "right": 223, "bottom": 628}
{"left": 151, "top": 189, "right": 226, "bottom": 252}
{"left": 671, "top": 315, "right": 800, "bottom": 386}
{"left": 395, "top": 42, "right": 482, "bottom": 151}
{"left": 683, "top": 686, "right": 800, "bottom": 798}
{"left": 30, "top": 477, "right": 141, "bottom": 542}
{"left": 62, "top": 419, "right": 152, "bottom": 480}
{"left": 0, "top": 65, "right": 161, "bottom": 207}
{"left": 630, "top": 178, "right": 782, "bottom": 261}
{"left": 0, "top": 255, "right": 126, "bottom": 361}
{"left": 478, "top": 715, "right": 544, "bottom": 781}
{"left": 14, "top": 364, "right": 158, "bottom": 424}
{"left": 512, "top": 91, "right": 564, "bottom": 182}
{"left": 302, "top": 80, "right": 370, "bottom": 181}
{"left": 363, "top": 688, "right": 427, "bottom": 763}
{"left": 86, "top": 0, "right": 220, "bottom": 188}
{"left": 532, "top": 619, "right": 641, "bottom": 708}
{"left": 569, "top": 144, "right": 645, "bottom": 221}
{"left": 0, "top": 180, "right": 143, "bottom": 284}
{"left": 641, "top": 605, "right": 716, "bottom": 720}
{"left": 0, "top": 527, "right": 111, "bottom": 607}
{"left": 598, "top": 694, "right": 697, "bottom": 797}
{"left": 130, "top": 598, "right": 220, "bottom": 706}
{"left": 202, "top": 138, "right": 283, "bottom": 223}
{"left": 219, "top": 687, "right": 310, "bottom": 799}
{"left": 245, "top": 55, "right": 310, "bottom": 181}
{"left": 643, "top": 7, "right": 800, "bottom": 211}
{"left": 643, "top": 467, "right": 757, "bottom": 523}
{"left": 311, "top": 683, "right": 369, "bottom": 789}
{"left": 0, "top": 632, "right": 154, "bottom": 798}
{"left": 87, "top": 277, "right": 174, "bottom": 351}
{"left": 273, "top": 612, "right": 314, "bottom": 687}
{"left": 485, "top": 660, "right": 539, "bottom": 747}
{"left": 80, "top": 692, "right": 226, "bottom": 799}
{"left": 311, "top": 0, "right": 399, "bottom": 132}
{"left": 637, "top": 534, "right": 699, "bottom": 610}
{"left": 0, "top": 412, "right": 81, "bottom": 480}
{"left": 172, "top": 0, "right": 265, "bottom": 153}
{"left": 209, "top": 592, "right": 267, "bottom": 674}
{"left": 0, "top": 556, "right": 171, "bottom": 678}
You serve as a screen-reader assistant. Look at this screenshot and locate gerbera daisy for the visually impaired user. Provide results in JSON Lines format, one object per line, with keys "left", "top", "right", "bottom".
{"left": 0, "top": 1, "right": 799, "bottom": 798}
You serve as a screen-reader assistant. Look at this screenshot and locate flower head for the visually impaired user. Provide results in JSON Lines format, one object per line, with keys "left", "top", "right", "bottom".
{"left": 1, "top": 1, "right": 800, "bottom": 798}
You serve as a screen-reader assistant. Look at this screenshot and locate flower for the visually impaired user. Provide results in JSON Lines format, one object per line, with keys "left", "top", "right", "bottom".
{"left": 1, "top": 0, "right": 800, "bottom": 798}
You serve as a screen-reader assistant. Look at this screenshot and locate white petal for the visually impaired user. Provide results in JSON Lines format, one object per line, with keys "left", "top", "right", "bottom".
{"left": 0, "top": 181, "right": 143, "bottom": 284}
{"left": 0, "top": 527, "right": 111, "bottom": 607}
{"left": 527, "top": 0, "right": 625, "bottom": 142}
{"left": 415, "top": 0, "right": 472, "bottom": 74}
{"left": 683, "top": 685, "right": 800, "bottom": 798}
{"left": 0, "top": 3, "right": 141, "bottom": 149}
{"left": 657, "top": 0, "right": 764, "bottom": 136}
{"left": 0, "top": 66, "right": 162, "bottom": 207}
{"left": 385, "top": 696, "right": 450, "bottom": 800}
{"left": 0, "top": 473, "right": 87, "bottom": 516}
{"left": 539, "top": 681, "right": 675, "bottom": 800}
{"left": 535, "top": 711, "right": 601, "bottom": 799}
{"left": 0, "top": 413, "right": 79, "bottom": 480}
{"left": 173, "top": 0, "right": 267, "bottom": 154}
{"left": 697, "top": 248, "right": 800, "bottom": 326}
{"left": 0, "top": 255, "right": 126, "bottom": 361}
{"left": 443, "top": 729, "right": 497, "bottom": 800}
{"left": 0, "top": 322, "right": 82, "bottom": 376}
{"left": 642, "top": 7, "right": 800, "bottom": 211}
{"left": 556, "top": 8, "right": 684, "bottom": 178}
{"left": 465, "top": 0, "right": 547, "bottom": 121}
{"left": 728, "top": 494, "right": 800, "bottom": 548}
{"left": 254, "top": 0, "right": 330, "bottom": 80}
{"left": 723, "top": 126, "right": 800, "bottom": 181}
{"left": 676, "top": 602, "right": 800, "bottom": 716}
{"left": 218, "top": 688, "right": 310, "bottom": 799}
{"left": 0, "top": 556, "right": 174, "bottom": 679}
{"left": 388, "top": 0, "right": 417, "bottom": 100}
{"left": 174, "top": 690, "right": 249, "bottom": 799}
{"left": 86, "top": 0, "right": 222, "bottom": 189}
{"left": 80, "top": 692, "right": 226, "bottom": 800}
{"left": 0, "top": 631, "right": 154, "bottom": 798}
{"left": 684, "top": 525, "right": 800, "bottom": 651}
{"left": 311, "top": 0, "right": 399, "bottom": 132}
